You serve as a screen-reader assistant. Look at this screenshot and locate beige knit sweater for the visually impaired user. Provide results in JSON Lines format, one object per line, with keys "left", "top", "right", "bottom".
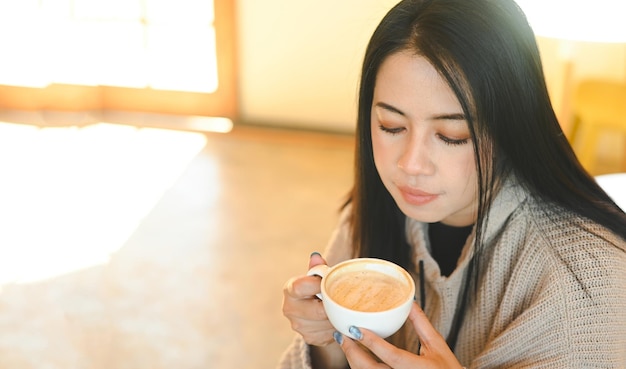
{"left": 277, "top": 180, "right": 626, "bottom": 368}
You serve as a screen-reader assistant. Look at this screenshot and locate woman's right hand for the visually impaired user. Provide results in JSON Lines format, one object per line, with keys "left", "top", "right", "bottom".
{"left": 282, "top": 252, "right": 335, "bottom": 346}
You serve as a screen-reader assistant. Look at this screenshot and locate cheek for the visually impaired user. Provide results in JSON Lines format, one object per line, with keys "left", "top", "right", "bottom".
{"left": 454, "top": 144, "right": 475, "bottom": 169}
{"left": 460, "top": 154, "right": 476, "bottom": 177}
{"left": 371, "top": 134, "right": 396, "bottom": 174}
{"left": 455, "top": 153, "right": 478, "bottom": 193}
{"left": 441, "top": 148, "right": 476, "bottom": 183}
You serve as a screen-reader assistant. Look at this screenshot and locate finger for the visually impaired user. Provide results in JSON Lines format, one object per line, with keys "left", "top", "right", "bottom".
{"left": 282, "top": 296, "right": 334, "bottom": 346}
{"left": 282, "top": 291, "right": 328, "bottom": 322}
{"left": 337, "top": 332, "right": 389, "bottom": 369}
{"left": 291, "top": 317, "right": 335, "bottom": 346}
{"left": 407, "top": 304, "right": 465, "bottom": 368}
{"left": 408, "top": 302, "right": 447, "bottom": 350}
{"left": 350, "top": 327, "right": 413, "bottom": 368}
{"left": 280, "top": 252, "right": 334, "bottom": 347}
{"left": 284, "top": 274, "right": 323, "bottom": 299}
{"left": 308, "top": 251, "right": 327, "bottom": 269}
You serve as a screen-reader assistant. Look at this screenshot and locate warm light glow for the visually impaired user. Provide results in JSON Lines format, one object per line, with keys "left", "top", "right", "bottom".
{"left": 516, "top": 0, "right": 626, "bottom": 43}
{"left": 0, "top": 122, "right": 208, "bottom": 285}
{"left": 187, "top": 116, "right": 233, "bottom": 133}
{"left": 0, "top": 0, "right": 218, "bottom": 92}
{"left": 596, "top": 174, "right": 626, "bottom": 211}
{"left": 147, "top": 25, "right": 219, "bottom": 93}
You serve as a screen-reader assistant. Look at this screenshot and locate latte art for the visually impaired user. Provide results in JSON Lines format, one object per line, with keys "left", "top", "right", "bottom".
{"left": 327, "top": 269, "right": 409, "bottom": 312}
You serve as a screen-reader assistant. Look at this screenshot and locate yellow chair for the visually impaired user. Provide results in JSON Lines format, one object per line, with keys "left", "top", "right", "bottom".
{"left": 570, "top": 79, "right": 626, "bottom": 173}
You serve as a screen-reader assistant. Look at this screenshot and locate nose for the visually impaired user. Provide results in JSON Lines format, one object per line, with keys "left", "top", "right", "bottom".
{"left": 397, "top": 134, "right": 435, "bottom": 176}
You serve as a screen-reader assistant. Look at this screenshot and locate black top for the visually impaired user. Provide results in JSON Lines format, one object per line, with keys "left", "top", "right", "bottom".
{"left": 428, "top": 222, "right": 473, "bottom": 277}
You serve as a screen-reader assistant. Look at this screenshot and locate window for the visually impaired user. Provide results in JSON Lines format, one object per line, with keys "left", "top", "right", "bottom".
{"left": 0, "top": 0, "right": 219, "bottom": 93}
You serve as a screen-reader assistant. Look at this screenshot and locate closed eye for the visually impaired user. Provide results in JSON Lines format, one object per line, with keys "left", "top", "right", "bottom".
{"left": 378, "top": 124, "right": 405, "bottom": 135}
{"left": 437, "top": 133, "right": 470, "bottom": 146}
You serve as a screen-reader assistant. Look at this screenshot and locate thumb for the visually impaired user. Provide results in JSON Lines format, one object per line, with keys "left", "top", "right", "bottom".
{"left": 408, "top": 302, "right": 447, "bottom": 350}
{"left": 308, "top": 252, "right": 327, "bottom": 270}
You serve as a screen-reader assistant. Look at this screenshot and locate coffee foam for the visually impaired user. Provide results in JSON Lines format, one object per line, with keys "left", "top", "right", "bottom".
{"left": 326, "top": 267, "right": 409, "bottom": 312}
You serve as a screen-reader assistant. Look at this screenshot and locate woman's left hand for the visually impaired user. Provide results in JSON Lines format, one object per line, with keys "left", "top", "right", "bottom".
{"left": 335, "top": 303, "right": 464, "bottom": 369}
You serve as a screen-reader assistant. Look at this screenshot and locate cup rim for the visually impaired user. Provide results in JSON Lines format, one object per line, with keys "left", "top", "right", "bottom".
{"left": 321, "top": 257, "right": 416, "bottom": 313}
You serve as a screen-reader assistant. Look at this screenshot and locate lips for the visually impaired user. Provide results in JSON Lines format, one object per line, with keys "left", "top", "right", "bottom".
{"left": 397, "top": 185, "right": 439, "bottom": 206}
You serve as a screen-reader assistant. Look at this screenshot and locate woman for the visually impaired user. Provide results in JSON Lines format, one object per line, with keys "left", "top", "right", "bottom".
{"left": 279, "top": 0, "right": 626, "bottom": 368}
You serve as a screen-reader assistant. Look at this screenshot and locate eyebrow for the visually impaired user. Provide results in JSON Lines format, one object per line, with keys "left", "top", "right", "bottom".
{"left": 374, "top": 102, "right": 466, "bottom": 121}
{"left": 375, "top": 102, "right": 406, "bottom": 116}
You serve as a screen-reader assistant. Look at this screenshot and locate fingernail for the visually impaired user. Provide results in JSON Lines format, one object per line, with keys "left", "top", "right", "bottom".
{"left": 333, "top": 331, "right": 343, "bottom": 345}
{"left": 310, "top": 252, "right": 321, "bottom": 258}
{"left": 348, "top": 326, "right": 362, "bottom": 340}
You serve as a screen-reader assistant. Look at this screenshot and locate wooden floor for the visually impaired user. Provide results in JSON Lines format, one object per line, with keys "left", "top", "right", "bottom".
{"left": 0, "top": 112, "right": 354, "bottom": 369}
{"left": 0, "top": 110, "right": 622, "bottom": 369}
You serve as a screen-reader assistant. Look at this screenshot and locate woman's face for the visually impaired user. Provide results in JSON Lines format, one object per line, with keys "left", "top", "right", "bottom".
{"left": 371, "top": 51, "right": 478, "bottom": 226}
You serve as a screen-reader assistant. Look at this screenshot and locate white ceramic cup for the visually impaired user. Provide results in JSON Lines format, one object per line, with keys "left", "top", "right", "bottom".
{"left": 307, "top": 258, "right": 415, "bottom": 339}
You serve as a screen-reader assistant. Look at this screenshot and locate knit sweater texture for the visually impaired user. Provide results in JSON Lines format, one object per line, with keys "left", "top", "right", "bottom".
{"left": 277, "top": 180, "right": 626, "bottom": 368}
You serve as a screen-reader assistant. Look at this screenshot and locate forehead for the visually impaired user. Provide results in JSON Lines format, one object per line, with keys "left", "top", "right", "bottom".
{"left": 373, "top": 52, "right": 462, "bottom": 115}
{"left": 377, "top": 52, "right": 440, "bottom": 85}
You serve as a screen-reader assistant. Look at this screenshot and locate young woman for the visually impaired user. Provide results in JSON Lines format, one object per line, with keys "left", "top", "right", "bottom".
{"left": 279, "top": 0, "right": 626, "bottom": 368}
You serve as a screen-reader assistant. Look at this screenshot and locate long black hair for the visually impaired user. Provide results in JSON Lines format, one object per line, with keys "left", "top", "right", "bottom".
{"left": 347, "top": 0, "right": 626, "bottom": 328}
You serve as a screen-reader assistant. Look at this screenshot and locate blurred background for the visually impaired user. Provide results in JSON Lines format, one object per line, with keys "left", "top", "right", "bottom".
{"left": 0, "top": 1, "right": 624, "bottom": 368}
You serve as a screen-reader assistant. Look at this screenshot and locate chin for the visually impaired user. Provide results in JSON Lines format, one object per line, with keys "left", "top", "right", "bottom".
{"left": 397, "top": 203, "right": 442, "bottom": 223}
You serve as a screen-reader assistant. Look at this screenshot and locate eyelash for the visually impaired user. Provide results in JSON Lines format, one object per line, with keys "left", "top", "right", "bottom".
{"left": 378, "top": 125, "right": 404, "bottom": 135}
{"left": 437, "top": 134, "right": 470, "bottom": 146}
{"left": 378, "top": 125, "right": 470, "bottom": 146}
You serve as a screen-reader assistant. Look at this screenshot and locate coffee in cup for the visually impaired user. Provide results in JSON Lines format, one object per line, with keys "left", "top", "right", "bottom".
{"left": 307, "top": 258, "right": 415, "bottom": 339}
